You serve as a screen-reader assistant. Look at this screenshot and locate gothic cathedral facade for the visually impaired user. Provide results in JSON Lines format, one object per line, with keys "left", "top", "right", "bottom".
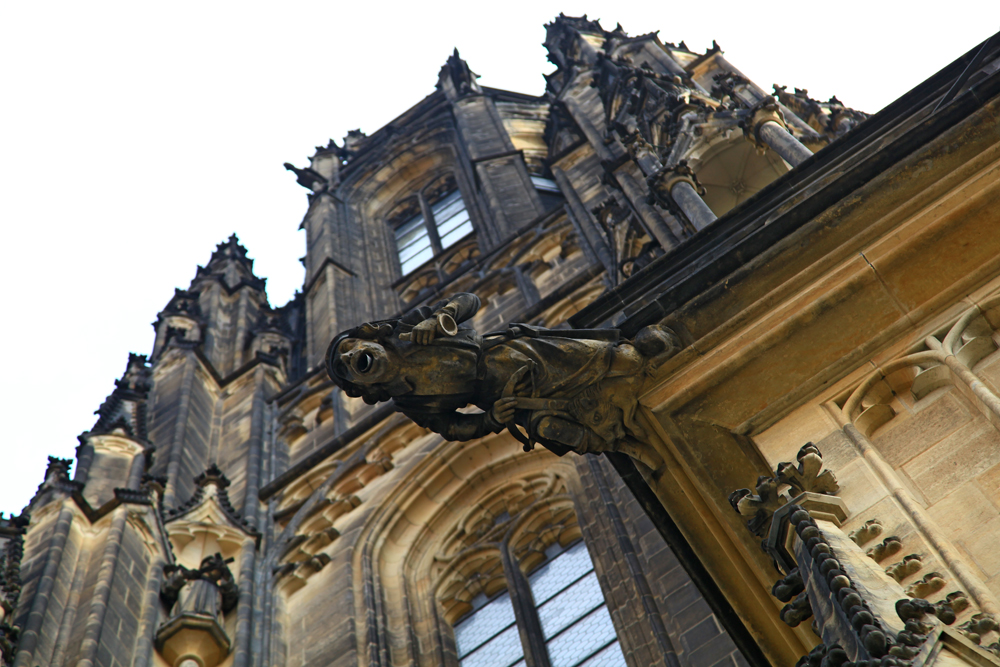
{"left": 4, "top": 15, "right": 1000, "bottom": 667}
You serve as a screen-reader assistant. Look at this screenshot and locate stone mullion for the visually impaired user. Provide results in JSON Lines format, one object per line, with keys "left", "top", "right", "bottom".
{"left": 499, "top": 540, "right": 552, "bottom": 667}
{"left": 418, "top": 194, "right": 444, "bottom": 256}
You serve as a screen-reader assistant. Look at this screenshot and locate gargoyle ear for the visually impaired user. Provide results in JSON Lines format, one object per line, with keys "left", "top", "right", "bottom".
{"left": 378, "top": 323, "right": 394, "bottom": 339}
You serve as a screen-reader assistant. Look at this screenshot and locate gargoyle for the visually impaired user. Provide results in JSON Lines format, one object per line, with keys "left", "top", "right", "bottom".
{"left": 326, "top": 293, "right": 679, "bottom": 469}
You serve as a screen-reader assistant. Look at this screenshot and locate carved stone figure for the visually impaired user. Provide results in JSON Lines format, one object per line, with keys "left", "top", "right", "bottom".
{"left": 160, "top": 553, "right": 239, "bottom": 618}
{"left": 326, "top": 293, "right": 679, "bottom": 465}
{"left": 156, "top": 553, "right": 238, "bottom": 667}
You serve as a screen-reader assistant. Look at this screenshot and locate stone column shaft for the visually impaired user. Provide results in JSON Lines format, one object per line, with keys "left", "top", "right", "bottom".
{"left": 616, "top": 170, "right": 681, "bottom": 249}
{"left": 671, "top": 180, "right": 717, "bottom": 231}
{"left": 758, "top": 121, "right": 813, "bottom": 166}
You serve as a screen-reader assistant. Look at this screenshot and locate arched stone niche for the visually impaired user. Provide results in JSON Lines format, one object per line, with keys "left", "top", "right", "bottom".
{"left": 684, "top": 134, "right": 790, "bottom": 218}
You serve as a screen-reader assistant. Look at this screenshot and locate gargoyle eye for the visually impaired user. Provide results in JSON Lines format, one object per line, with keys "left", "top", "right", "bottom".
{"left": 357, "top": 351, "right": 374, "bottom": 373}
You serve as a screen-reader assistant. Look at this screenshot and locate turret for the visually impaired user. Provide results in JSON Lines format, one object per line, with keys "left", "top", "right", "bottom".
{"left": 73, "top": 353, "right": 153, "bottom": 509}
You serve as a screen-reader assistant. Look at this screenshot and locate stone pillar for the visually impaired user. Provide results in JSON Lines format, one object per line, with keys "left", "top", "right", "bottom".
{"left": 743, "top": 103, "right": 813, "bottom": 167}
{"left": 649, "top": 164, "right": 717, "bottom": 231}
{"left": 671, "top": 180, "right": 717, "bottom": 231}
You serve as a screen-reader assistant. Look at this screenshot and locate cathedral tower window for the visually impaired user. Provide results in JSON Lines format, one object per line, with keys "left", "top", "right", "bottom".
{"left": 391, "top": 174, "right": 473, "bottom": 275}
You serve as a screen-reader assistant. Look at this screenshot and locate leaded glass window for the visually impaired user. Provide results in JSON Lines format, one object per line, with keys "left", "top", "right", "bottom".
{"left": 530, "top": 175, "right": 560, "bottom": 193}
{"left": 454, "top": 592, "right": 524, "bottom": 667}
{"left": 528, "top": 541, "right": 625, "bottom": 667}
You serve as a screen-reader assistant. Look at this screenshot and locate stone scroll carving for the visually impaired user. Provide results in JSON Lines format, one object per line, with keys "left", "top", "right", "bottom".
{"left": 325, "top": 293, "right": 680, "bottom": 470}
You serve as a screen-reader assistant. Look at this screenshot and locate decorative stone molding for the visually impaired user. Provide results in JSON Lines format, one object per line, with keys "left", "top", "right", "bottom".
{"left": 271, "top": 427, "right": 413, "bottom": 594}
{"left": 433, "top": 471, "right": 577, "bottom": 625}
{"left": 730, "top": 438, "right": 1000, "bottom": 665}
{"left": 850, "top": 520, "right": 884, "bottom": 547}
{"left": 165, "top": 465, "right": 258, "bottom": 576}
{"left": 868, "top": 537, "right": 904, "bottom": 564}
{"left": 730, "top": 442, "right": 841, "bottom": 539}
{"left": 772, "top": 85, "right": 868, "bottom": 142}
{"left": 842, "top": 298, "right": 1000, "bottom": 437}
{"left": 777, "top": 443, "right": 840, "bottom": 496}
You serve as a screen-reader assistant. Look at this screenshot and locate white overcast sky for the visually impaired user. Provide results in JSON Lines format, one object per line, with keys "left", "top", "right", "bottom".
{"left": 1, "top": 2, "right": 997, "bottom": 514}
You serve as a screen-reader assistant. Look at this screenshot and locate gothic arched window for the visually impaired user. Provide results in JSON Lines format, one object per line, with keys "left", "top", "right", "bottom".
{"left": 454, "top": 539, "right": 625, "bottom": 667}
{"left": 390, "top": 175, "right": 473, "bottom": 275}
{"left": 436, "top": 473, "right": 626, "bottom": 667}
